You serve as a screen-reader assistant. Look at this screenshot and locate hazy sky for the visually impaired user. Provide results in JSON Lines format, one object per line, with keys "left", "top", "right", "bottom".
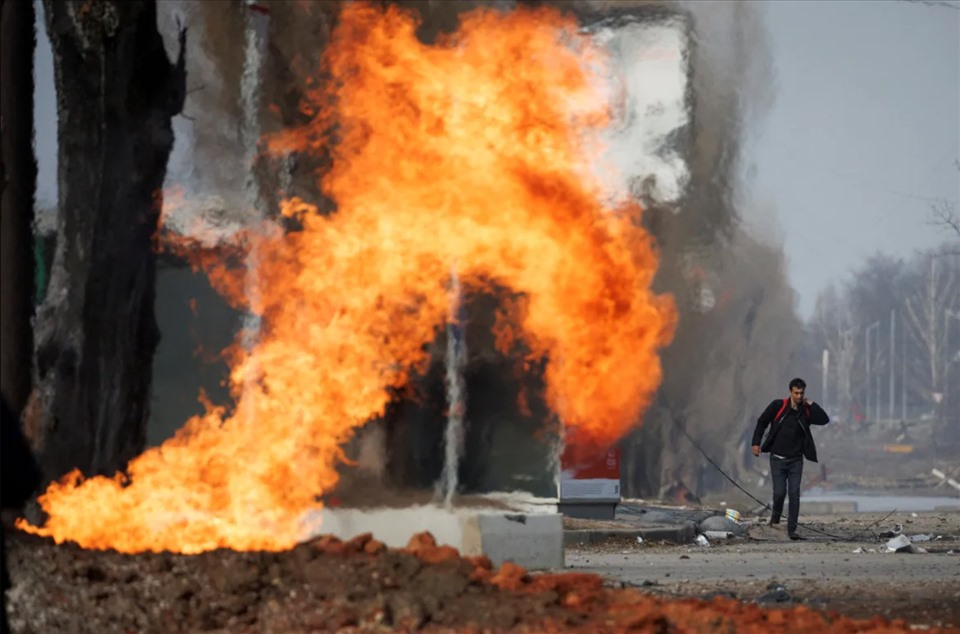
{"left": 744, "top": 0, "right": 960, "bottom": 318}
{"left": 33, "top": 0, "right": 960, "bottom": 319}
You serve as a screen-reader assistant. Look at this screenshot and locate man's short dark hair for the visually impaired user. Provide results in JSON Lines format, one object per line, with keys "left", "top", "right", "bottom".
{"left": 789, "top": 378, "right": 806, "bottom": 391}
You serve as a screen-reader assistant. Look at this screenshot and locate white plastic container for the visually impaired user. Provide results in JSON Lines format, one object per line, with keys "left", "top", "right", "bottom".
{"left": 703, "top": 530, "right": 733, "bottom": 540}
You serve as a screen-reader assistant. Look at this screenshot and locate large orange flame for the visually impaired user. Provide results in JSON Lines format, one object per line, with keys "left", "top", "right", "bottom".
{"left": 18, "top": 3, "right": 675, "bottom": 554}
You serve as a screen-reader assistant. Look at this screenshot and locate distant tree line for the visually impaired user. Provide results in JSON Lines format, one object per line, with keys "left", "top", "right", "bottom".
{"left": 805, "top": 244, "right": 960, "bottom": 454}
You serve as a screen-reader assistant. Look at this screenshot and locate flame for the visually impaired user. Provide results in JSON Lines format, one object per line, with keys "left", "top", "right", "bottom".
{"left": 18, "top": 3, "right": 676, "bottom": 554}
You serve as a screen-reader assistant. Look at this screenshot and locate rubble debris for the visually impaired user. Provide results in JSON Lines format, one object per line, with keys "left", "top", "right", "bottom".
{"left": 931, "top": 468, "right": 960, "bottom": 491}
{"left": 883, "top": 534, "right": 928, "bottom": 554}
{"left": 885, "top": 535, "right": 912, "bottom": 552}
{"left": 702, "top": 590, "right": 738, "bottom": 601}
{"left": 756, "top": 583, "right": 793, "bottom": 605}
{"left": 878, "top": 524, "right": 903, "bottom": 539}
{"left": 703, "top": 530, "right": 733, "bottom": 540}
{"left": 695, "top": 534, "right": 710, "bottom": 547}
{"left": 697, "top": 515, "right": 745, "bottom": 536}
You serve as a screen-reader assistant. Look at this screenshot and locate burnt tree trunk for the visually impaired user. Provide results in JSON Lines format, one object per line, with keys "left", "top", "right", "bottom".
{"left": 0, "top": 0, "right": 37, "bottom": 413}
{"left": 31, "top": 0, "right": 185, "bottom": 482}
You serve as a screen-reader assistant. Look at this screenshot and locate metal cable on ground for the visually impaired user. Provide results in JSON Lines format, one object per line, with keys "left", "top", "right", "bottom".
{"left": 669, "top": 416, "right": 855, "bottom": 542}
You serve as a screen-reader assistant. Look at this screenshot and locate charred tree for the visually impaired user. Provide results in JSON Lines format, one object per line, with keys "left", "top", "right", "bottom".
{"left": 0, "top": 0, "right": 37, "bottom": 413}
{"left": 30, "top": 1, "right": 185, "bottom": 483}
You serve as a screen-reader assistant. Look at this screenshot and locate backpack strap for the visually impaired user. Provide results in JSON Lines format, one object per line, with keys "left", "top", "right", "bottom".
{"left": 774, "top": 398, "right": 811, "bottom": 425}
{"left": 773, "top": 398, "right": 789, "bottom": 424}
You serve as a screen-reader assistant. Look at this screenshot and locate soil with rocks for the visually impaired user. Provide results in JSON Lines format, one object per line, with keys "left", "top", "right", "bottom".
{"left": 5, "top": 523, "right": 957, "bottom": 634}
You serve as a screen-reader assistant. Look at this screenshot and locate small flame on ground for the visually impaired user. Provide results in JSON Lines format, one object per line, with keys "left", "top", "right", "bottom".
{"left": 18, "top": 2, "right": 676, "bottom": 554}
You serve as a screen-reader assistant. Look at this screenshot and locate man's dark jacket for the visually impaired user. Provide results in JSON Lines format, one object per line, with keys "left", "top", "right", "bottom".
{"left": 751, "top": 399, "right": 830, "bottom": 463}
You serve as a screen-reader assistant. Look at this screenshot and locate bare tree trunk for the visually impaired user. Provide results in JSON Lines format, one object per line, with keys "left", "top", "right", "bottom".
{"left": 30, "top": 0, "right": 185, "bottom": 482}
{"left": 0, "top": 0, "right": 37, "bottom": 412}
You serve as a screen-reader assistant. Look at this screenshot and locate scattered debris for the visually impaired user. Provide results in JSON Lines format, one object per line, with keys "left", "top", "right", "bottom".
{"left": 695, "top": 534, "right": 710, "bottom": 547}
{"left": 884, "top": 534, "right": 929, "bottom": 554}
{"left": 852, "top": 547, "right": 864, "bottom": 554}
{"left": 757, "top": 583, "right": 793, "bottom": 604}
{"left": 909, "top": 534, "right": 932, "bottom": 542}
{"left": 931, "top": 467, "right": 960, "bottom": 491}
{"left": 702, "top": 590, "right": 738, "bottom": 601}
{"left": 885, "top": 535, "right": 911, "bottom": 552}
{"left": 878, "top": 524, "right": 903, "bottom": 539}
{"left": 703, "top": 530, "right": 733, "bottom": 540}
{"left": 697, "top": 515, "right": 744, "bottom": 536}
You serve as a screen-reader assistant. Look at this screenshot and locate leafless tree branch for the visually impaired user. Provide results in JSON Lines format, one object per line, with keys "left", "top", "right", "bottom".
{"left": 929, "top": 199, "right": 960, "bottom": 237}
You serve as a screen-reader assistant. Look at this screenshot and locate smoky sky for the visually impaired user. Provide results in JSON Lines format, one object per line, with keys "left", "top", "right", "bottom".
{"left": 742, "top": 0, "right": 960, "bottom": 318}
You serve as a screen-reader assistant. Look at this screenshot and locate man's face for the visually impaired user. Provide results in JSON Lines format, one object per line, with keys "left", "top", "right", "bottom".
{"left": 790, "top": 387, "right": 805, "bottom": 405}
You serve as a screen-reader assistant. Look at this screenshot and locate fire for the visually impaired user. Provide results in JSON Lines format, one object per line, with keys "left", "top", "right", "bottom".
{"left": 18, "top": 3, "right": 676, "bottom": 553}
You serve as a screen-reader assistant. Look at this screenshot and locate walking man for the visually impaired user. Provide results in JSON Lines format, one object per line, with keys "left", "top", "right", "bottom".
{"left": 751, "top": 378, "right": 830, "bottom": 540}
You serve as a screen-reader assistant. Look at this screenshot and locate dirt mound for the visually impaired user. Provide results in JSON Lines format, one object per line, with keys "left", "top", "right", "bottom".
{"left": 5, "top": 528, "right": 952, "bottom": 633}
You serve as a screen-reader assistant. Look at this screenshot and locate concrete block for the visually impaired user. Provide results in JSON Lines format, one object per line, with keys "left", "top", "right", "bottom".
{"left": 306, "top": 505, "right": 564, "bottom": 570}
{"left": 473, "top": 513, "right": 565, "bottom": 570}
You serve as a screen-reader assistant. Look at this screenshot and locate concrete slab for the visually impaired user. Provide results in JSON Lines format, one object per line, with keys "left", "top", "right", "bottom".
{"left": 305, "top": 505, "right": 564, "bottom": 569}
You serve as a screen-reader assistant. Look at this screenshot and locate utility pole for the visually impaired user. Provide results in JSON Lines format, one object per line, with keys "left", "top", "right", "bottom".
{"left": 866, "top": 321, "right": 880, "bottom": 422}
{"left": 901, "top": 312, "right": 907, "bottom": 420}
{"left": 947, "top": 309, "right": 960, "bottom": 418}
{"left": 822, "top": 349, "right": 829, "bottom": 413}
{"left": 876, "top": 373, "right": 881, "bottom": 421}
{"left": 889, "top": 309, "right": 896, "bottom": 418}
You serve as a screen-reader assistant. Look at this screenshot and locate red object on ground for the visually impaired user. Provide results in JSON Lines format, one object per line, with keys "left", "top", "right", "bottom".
{"left": 560, "top": 446, "right": 621, "bottom": 502}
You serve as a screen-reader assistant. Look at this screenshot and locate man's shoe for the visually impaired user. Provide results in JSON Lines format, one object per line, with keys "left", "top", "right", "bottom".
{"left": 788, "top": 532, "right": 805, "bottom": 541}
{"left": 768, "top": 517, "right": 781, "bottom": 527}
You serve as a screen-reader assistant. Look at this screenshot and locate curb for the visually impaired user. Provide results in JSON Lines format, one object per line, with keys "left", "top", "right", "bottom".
{"left": 563, "top": 521, "right": 698, "bottom": 546}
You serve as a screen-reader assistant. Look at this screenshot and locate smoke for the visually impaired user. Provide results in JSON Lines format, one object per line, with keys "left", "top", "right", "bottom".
{"left": 157, "top": 1, "right": 250, "bottom": 209}
{"left": 584, "top": 12, "right": 692, "bottom": 209}
{"left": 622, "top": 1, "right": 801, "bottom": 499}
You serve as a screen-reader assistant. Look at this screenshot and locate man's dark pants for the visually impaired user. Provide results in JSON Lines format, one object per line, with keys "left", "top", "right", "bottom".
{"left": 770, "top": 455, "right": 804, "bottom": 532}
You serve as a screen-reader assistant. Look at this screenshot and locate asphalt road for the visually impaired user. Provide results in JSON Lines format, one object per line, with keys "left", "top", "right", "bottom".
{"left": 566, "top": 542, "right": 960, "bottom": 583}
{"left": 565, "top": 516, "right": 960, "bottom": 628}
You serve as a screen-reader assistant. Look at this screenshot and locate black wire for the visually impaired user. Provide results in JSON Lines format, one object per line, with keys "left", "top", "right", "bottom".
{"left": 669, "top": 416, "right": 864, "bottom": 542}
